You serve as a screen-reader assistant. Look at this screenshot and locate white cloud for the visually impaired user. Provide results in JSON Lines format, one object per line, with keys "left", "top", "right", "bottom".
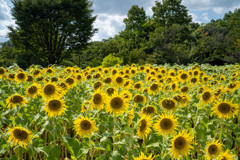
{"left": 189, "top": 13, "right": 201, "bottom": 24}
{"left": 92, "top": 14, "right": 127, "bottom": 41}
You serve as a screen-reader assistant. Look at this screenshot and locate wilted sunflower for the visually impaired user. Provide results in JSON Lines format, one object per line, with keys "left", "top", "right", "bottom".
{"left": 205, "top": 139, "right": 223, "bottom": 160}
{"left": 218, "top": 149, "right": 235, "bottom": 160}
{"left": 154, "top": 113, "right": 178, "bottom": 136}
{"left": 133, "top": 94, "right": 146, "bottom": 106}
{"left": 137, "top": 115, "right": 153, "bottom": 140}
{"left": 44, "top": 98, "right": 67, "bottom": 117}
{"left": 106, "top": 92, "right": 129, "bottom": 115}
{"left": 91, "top": 90, "right": 106, "bottom": 110}
{"left": 15, "top": 72, "right": 27, "bottom": 83}
{"left": 7, "top": 127, "right": 34, "bottom": 148}
{"left": 73, "top": 116, "right": 97, "bottom": 137}
{"left": 170, "top": 129, "right": 194, "bottom": 159}
{"left": 201, "top": 90, "right": 213, "bottom": 105}
{"left": 141, "top": 105, "right": 156, "bottom": 116}
{"left": 160, "top": 98, "right": 177, "bottom": 111}
{"left": 6, "top": 95, "right": 27, "bottom": 108}
{"left": 178, "top": 72, "right": 189, "bottom": 83}
{"left": 148, "top": 83, "right": 160, "bottom": 95}
{"left": 26, "top": 83, "right": 41, "bottom": 98}
{"left": 133, "top": 151, "right": 154, "bottom": 160}
{"left": 42, "top": 82, "right": 61, "bottom": 99}
{"left": 212, "top": 100, "right": 239, "bottom": 119}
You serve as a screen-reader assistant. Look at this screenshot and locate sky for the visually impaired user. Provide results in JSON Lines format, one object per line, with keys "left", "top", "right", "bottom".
{"left": 0, "top": 0, "right": 240, "bottom": 43}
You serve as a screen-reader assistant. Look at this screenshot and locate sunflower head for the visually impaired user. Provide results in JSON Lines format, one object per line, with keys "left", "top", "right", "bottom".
{"left": 0, "top": 67, "right": 6, "bottom": 78}
{"left": 137, "top": 115, "right": 153, "bottom": 140}
{"left": 201, "top": 90, "right": 213, "bottom": 105}
{"left": 178, "top": 72, "right": 189, "bottom": 83}
{"left": 133, "top": 94, "right": 146, "bottom": 106}
{"left": 91, "top": 90, "right": 105, "bottom": 110}
{"left": 73, "top": 116, "right": 98, "bottom": 137}
{"left": 218, "top": 149, "right": 235, "bottom": 160}
{"left": 6, "top": 95, "right": 27, "bottom": 108}
{"left": 133, "top": 152, "right": 154, "bottom": 160}
{"left": 94, "top": 81, "right": 103, "bottom": 90}
{"left": 160, "top": 98, "right": 177, "bottom": 111}
{"left": 7, "top": 127, "right": 34, "bottom": 148}
{"left": 148, "top": 83, "right": 160, "bottom": 95}
{"left": 121, "top": 90, "right": 132, "bottom": 100}
{"left": 212, "top": 100, "right": 239, "bottom": 119}
{"left": 103, "top": 77, "right": 112, "bottom": 84}
{"left": 26, "top": 83, "right": 41, "bottom": 98}
{"left": 65, "top": 77, "right": 76, "bottom": 87}
{"left": 106, "top": 92, "right": 129, "bottom": 115}
{"left": 141, "top": 105, "right": 156, "bottom": 116}
{"left": 114, "top": 74, "right": 125, "bottom": 86}
{"left": 170, "top": 129, "right": 194, "bottom": 159}
{"left": 15, "top": 72, "right": 27, "bottom": 83}
{"left": 106, "top": 87, "right": 115, "bottom": 96}
{"left": 205, "top": 139, "right": 223, "bottom": 160}
{"left": 44, "top": 98, "right": 67, "bottom": 117}
{"left": 133, "top": 81, "right": 144, "bottom": 91}
{"left": 42, "top": 82, "right": 61, "bottom": 100}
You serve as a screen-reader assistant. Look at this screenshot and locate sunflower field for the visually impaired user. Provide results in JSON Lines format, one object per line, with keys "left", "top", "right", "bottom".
{"left": 0, "top": 64, "right": 239, "bottom": 160}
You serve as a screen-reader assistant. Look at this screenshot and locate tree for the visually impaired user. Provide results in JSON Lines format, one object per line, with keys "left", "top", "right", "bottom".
{"left": 8, "top": 0, "right": 97, "bottom": 66}
{"left": 152, "top": 0, "right": 192, "bottom": 27}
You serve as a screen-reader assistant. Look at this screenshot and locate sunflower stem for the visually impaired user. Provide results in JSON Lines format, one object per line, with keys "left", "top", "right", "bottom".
{"left": 113, "top": 116, "right": 117, "bottom": 151}
{"left": 128, "top": 127, "right": 132, "bottom": 160}
{"left": 89, "top": 135, "right": 93, "bottom": 160}
{"left": 161, "top": 135, "right": 165, "bottom": 157}
{"left": 220, "top": 118, "right": 223, "bottom": 142}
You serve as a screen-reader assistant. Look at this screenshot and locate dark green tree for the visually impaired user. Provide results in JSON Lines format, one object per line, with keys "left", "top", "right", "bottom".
{"left": 8, "top": 0, "right": 97, "bottom": 66}
{"left": 152, "top": 0, "right": 192, "bottom": 27}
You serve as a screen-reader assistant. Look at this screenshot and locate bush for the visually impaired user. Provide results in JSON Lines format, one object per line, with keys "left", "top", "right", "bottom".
{"left": 102, "top": 53, "right": 123, "bottom": 67}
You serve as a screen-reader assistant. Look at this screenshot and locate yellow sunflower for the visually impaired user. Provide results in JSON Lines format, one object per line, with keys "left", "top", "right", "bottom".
{"left": 225, "top": 82, "right": 238, "bottom": 93}
{"left": 113, "top": 74, "right": 125, "bottom": 87}
{"left": 133, "top": 151, "right": 154, "bottom": 160}
{"left": 15, "top": 72, "right": 28, "bottom": 83}
{"left": 106, "top": 87, "right": 116, "bottom": 96}
{"left": 103, "top": 77, "right": 112, "bottom": 84}
{"left": 141, "top": 105, "right": 156, "bottom": 116}
{"left": 74, "top": 74, "right": 83, "bottom": 82}
{"left": 32, "top": 69, "right": 42, "bottom": 77}
{"left": 201, "top": 90, "right": 213, "bottom": 105}
{"left": 180, "top": 86, "right": 190, "bottom": 94}
{"left": 45, "top": 67, "right": 54, "bottom": 75}
{"left": 212, "top": 100, "right": 239, "bottom": 119}
{"left": 137, "top": 115, "right": 153, "bottom": 140}
{"left": 133, "top": 94, "right": 146, "bottom": 106}
{"left": 44, "top": 98, "right": 67, "bottom": 117}
{"left": 154, "top": 113, "right": 178, "bottom": 136}
{"left": 160, "top": 98, "right": 177, "bottom": 112}
{"left": 26, "top": 83, "right": 41, "bottom": 98}
{"left": 217, "top": 149, "right": 235, "bottom": 160}
{"left": 170, "top": 129, "right": 194, "bottom": 159}
{"left": 180, "top": 95, "right": 190, "bottom": 107}
{"left": 205, "top": 139, "right": 223, "bottom": 160}
{"left": 124, "top": 80, "right": 133, "bottom": 89}
{"left": 133, "top": 81, "right": 144, "bottom": 91}
{"left": 148, "top": 82, "right": 160, "bottom": 95}
{"left": 7, "top": 73, "right": 15, "bottom": 81}
{"left": 178, "top": 71, "right": 189, "bottom": 83}
{"left": 6, "top": 95, "right": 27, "bottom": 108}
{"left": 7, "top": 127, "right": 34, "bottom": 148}
{"left": 170, "top": 82, "right": 178, "bottom": 92}
{"left": 93, "top": 81, "right": 103, "bottom": 90}
{"left": 65, "top": 77, "right": 77, "bottom": 88}
{"left": 0, "top": 67, "right": 6, "bottom": 79}
{"left": 202, "top": 75, "right": 210, "bottom": 83}
{"left": 121, "top": 90, "right": 132, "bottom": 100}
{"left": 42, "top": 82, "right": 61, "bottom": 100}
{"left": 73, "top": 116, "right": 98, "bottom": 137}
{"left": 91, "top": 90, "right": 106, "bottom": 110}
{"left": 106, "top": 92, "right": 129, "bottom": 115}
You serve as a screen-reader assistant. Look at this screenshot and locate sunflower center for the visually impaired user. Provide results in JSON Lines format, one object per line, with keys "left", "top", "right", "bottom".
{"left": 180, "top": 73, "right": 188, "bottom": 80}
{"left": 228, "top": 83, "right": 236, "bottom": 88}
{"left": 218, "top": 103, "right": 230, "bottom": 113}
{"left": 134, "top": 95, "right": 143, "bottom": 103}
{"left": 150, "top": 84, "right": 158, "bottom": 91}
{"left": 93, "top": 73, "right": 101, "bottom": 78}
{"left": 66, "top": 78, "right": 74, "bottom": 85}
{"left": 28, "top": 86, "right": 37, "bottom": 94}
{"left": 44, "top": 84, "right": 55, "bottom": 95}
{"left": 173, "top": 95, "right": 182, "bottom": 102}
{"left": 124, "top": 81, "right": 129, "bottom": 86}
{"left": 104, "top": 77, "right": 112, "bottom": 83}
{"left": 123, "top": 93, "right": 129, "bottom": 99}
{"left": 160, "top": 118, "right": 173, "bottom": 130}
{"left": 112, "top": 70, "right": 117, "bottom": 75}
{"left": 181, "top": 86, "right": 189, "bottom": 93}
{"left": 0, "top": 68, "right": 5, "bottom": 74}
{"left": 76, "top": 75, "right": 82, "bottom": 81}
{"left": 94, "top": 82, "right": 102, "bottom": 90}
{"left": 208, "top": 144, "right": 218, "bottom": 155}
{"left": 11, "top": 95, "right": 24, "bottom": 104}
{"left": 134, "top": 83, "right": 141, "bottom": 89}
{"left": 80, "top": 120, "right": 91, "bottom": 130}
{"left": 47, "top": 69, "right": 53, "bottom": 73}
{"left": 140, "top": 119, "right": 147, "bottom": 132}
{"left": 202, "top": 92, "right": 211, "bottom": 101}
{"left": 131, "top": 70, "right": 136, "bottom": 74}
{"left": 162, "top": 99, "right": 175, "bottom": 109}
{"left": 59, "top": 83, "right": 67, "bottom": 89}
{"left": 106, "top": 88, "right": 115, "bottom": 95}
{"left": 143, "top": 106, "right": 155, "bottom": 114}
{"left": 93, "top": 93, "right": 102, "bottom": 104}
{"left": 203, "top": 77, "right": 208, "bottom": 81}
{"left": 116, "top": 77, "right": 123, "bottom": 84}
{"left": 193, "top": 71, "right": 199, "bottom": 76}
{"left": 27, "top": 76, "right": 33, "bottom": 82}
{"left": 51, "top": 77, "right": 58, "bottom": 82}
{"left": 48, "top": 100, "right": 61, "bottom": 110}
{"left": 17, "top": 73, "right": 25, "bottom": 80}
{"left": 9, "top": 74, "right": 15, "bottom": 79}
{"left": 191, "top": 78, "right": 197, "bottom": 83}
{"left": 33, "top": 70, "right": 40, "bottom": 75}
{"left": 171, "top": 83, "right": 176, "bottom": 90}
{"left": 13, "top": 129, "right": 28, "bottom": 140}
{"left": 110, "top": 97, "right": 123, "bottom": 109}
{"left": 174, "top": 136, "right": 186, "bottom": 150}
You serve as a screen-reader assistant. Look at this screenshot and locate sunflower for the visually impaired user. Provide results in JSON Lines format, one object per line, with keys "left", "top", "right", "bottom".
{"left": 154, "top": 113, "right": 178, "bottom": 136}
{"left": 45, "top": 67, "right": 54, "bottom": 75}
{"left": 141, "top": 105, "right": 156, "bottom": 116}
{"left": 106, "top": 92, "right": 129, "bottom": 115}
{"left": 65, "top": 77, "right": 76, "bottom": 88}
{"left": 213, "top": 87, "right": 223, "bottom": 99}
{"left": 138, "top": 66, "right": 145, "bottom": 72}
{"left": 7, "top": 127, "right": 34, "bottom": 148}
{"left": 106, "top": 87, "right": 116, "bottom": 96}
{"left": 74, "top": 74, "right": 83, "bottom": 82}
{"left": 7, "top": 73, "right": 15, "bottom": 81}
{"left": 201, "top": 90, "right": 213, "bottom": 105}
{"left": 113, "top": 74, "right": 125, "bottom": 87}
{"left": 93, "top": 72, "right": 102, "bottom": 79}
{"left": 178, "top": 72, "right": 189, "bottom": 83}
{"left": 192, "top": 69, "right": 200, "bottom": 77}
{"left": 171, "top": 82, "right": 178, "bottom": 92}
{"left": 190, "top": 77, "right": 199, "bottom": 85}
{"left": 121, "top": 90, "right": 132, "bottom": 100}
{"left": 15, "top": 72, "right": 27, "bottom": 83}
{"left": 205, "top": 139, "right": 223, "bottom": 160}
{"left": 220, "top": 75, "right": 226, "bottom": 81}
{"left": 168, "top": 69, "right": 176, "bottom": 77}
{"left": 0, "top": 67, "right": 6, "bottom": 78}
{"left": 26, "top": 75, "right": 34, "bottom": 82}
{"left": 133, "top": 81, "right": 144, "bottom": 91}
{"left": 180, "top": 86, "right": 189, "bottom": 94}
{"left": 26, "top": 83, "right": 41, "bottom": 98}
{"left": 103, "top": 77, "right": 112, "bottom": 84}
{"left": 160, "top": 98, "right": 177, "bottom": 111}
{"left": 202, "top": 75, "right": 210, "bottom": 83}
{"left": 225, "top": 82, "right": 238, "bottom": 93}
{"left": 91, "top": 90, "right": 106, "bottom": 110}
{"left": 137, "top": 115, "right": 153, "bottom": 140}
{"left": 170, "top": 129, "right": 194, "bottom": 159}
{"left": 42, "top": 82, "right": 61, "bottom": 99}
{"left": 212, "top": 100, "right": 239, "bottom": 119}
{"left": 133, "top": 151, "right": 154, "bottom": 160}
{"left": 133, "top": 94, "right": 146, "bottom": 106}
{"left": 218, "top": 149, "right": 235, "bottom": 160}
{"left": 6, "top": 95, "right": 27, "bottom": 108}
{"left": 81, "top": 101, "right": 90, "bottom": 113}
{"left": 93, "top": 81, "right": 103, "bottom": 90}
{"left": 111, "top": 68, "right": 118, "bottom": 76}
{"left": 44, "top": 98, "right": 67, "bottom": 117}
{"left": 130, "top": 68, "right": 138, "bottom": 76}
{"left": 180, "top": 95, "right": 190, "bottom": 107}
{"left": 103, "top": 68, "right": 110, "bottom": 74}
{"left": 73, "top": 116, "right": 98, "bottom": 137}
{"left": 148, "top": 83, "right": 160, "bottom": 95}
{"left": 32, "top": 69, "right": 42, "bottom": 77}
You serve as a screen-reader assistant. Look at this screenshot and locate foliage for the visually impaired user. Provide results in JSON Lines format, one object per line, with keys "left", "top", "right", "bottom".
{"left": 102, "top": 53, "right": 123, "bottom": 67}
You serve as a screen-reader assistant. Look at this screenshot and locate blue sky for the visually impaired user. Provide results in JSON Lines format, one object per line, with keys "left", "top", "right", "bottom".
{"left": 0, "top": 0, "right": 240, "bottom": 42}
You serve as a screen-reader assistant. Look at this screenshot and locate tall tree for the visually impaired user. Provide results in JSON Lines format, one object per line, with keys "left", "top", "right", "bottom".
{"left": 8, "top": 0, "right": 97, "bottom": 66}
{"left": 152, "top": 0, "right": 192, "bottom": 27}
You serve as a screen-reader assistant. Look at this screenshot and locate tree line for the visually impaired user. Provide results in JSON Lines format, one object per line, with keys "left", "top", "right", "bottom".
{"left": 0, "top": 0, "right": 239, "bottom": 69}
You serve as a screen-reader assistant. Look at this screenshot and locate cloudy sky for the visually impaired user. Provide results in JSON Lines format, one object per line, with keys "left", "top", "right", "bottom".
{"left": 0, "top": 0, "right": 240, "bottom": 42}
